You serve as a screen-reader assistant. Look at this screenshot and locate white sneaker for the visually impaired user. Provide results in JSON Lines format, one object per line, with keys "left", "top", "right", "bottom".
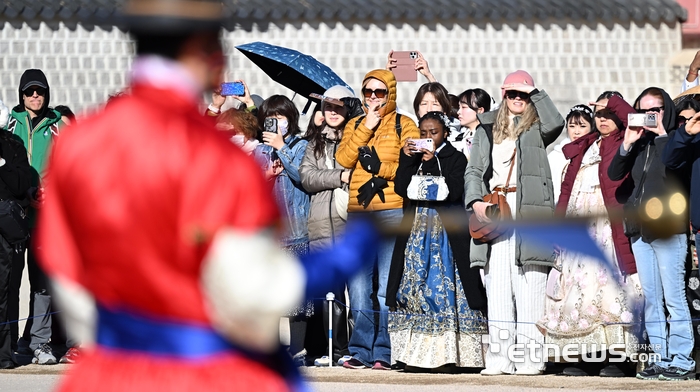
{"left": 515, "top": 367, "right": 543, "bottom": 375}
{"left": 314, "top": 356, "right": 331, "bottom": 366}
{"left": 480, "top": 368, "right": 508, "bottom": 376}
{"left": 336, "top": 355, "right": 352, "bottom": 366}
{"left": 32, "top": 343, "right": 57, "bottom": 365}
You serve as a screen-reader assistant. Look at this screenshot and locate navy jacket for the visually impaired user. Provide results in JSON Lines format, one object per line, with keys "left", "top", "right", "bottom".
{"left": 662, "top": 124, "right": 700, "bottom": 233}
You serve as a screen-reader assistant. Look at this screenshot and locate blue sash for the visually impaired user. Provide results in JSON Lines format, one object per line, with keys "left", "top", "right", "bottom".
{"left": 96, "top": 305, "right": 308, "bottom": 391}
{"left": 96, "top": 305, "right": 233, "bottom": 360}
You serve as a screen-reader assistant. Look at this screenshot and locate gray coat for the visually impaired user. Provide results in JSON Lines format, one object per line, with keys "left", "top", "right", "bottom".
{"left": 464, "top": 89, "right": 565, "bottom": 268}
{"left": 300, "top": 136, "right": 348, "bottom": 245}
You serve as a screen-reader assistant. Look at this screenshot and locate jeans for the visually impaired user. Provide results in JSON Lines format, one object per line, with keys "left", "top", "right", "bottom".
{"left": 346, "top": 208, "right": 403, "bottom": 366}
{"left": 632, "top": 234, "right": 695, "bottom": 371}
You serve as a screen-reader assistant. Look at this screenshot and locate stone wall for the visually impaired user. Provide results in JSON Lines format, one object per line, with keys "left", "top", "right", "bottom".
{"left": 0, "top": 20, "right": 683, "bottom": 121}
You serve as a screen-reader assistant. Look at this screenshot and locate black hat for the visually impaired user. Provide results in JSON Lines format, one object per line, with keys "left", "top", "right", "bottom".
{"left": 18, "top": 69, "right": 50, "bottom": 109}
{"left": 112, "top": 0, "right": 224, "bottom": 34}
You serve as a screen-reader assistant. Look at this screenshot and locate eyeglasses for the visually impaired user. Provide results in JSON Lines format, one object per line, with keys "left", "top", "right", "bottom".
{"left": 678, "top": 116, "right": 689, "bottom": 125}
{"left": 362, "top": 88, "right": 388, "bottom": 99}
{"left": 637, "top": 107, "right": 662, "bottom": 113}
{"left": 505, "top": 90, "right": 529, "bottom": 100}
{"left": 23, "top": 87, "right": 46, "bottom": 97}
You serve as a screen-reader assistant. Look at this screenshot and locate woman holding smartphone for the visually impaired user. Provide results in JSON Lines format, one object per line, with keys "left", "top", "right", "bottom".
{"left": 465, "top": 70, "right": 564, "bottom": 376}
{"left": 388, "top": 112, "right": 487, "bottom": 371}
{"left": 608, "top": 87, "right": 695, "bottom": 381}
{"left": 254, "top": 95, "right": 312, "bottom": 365}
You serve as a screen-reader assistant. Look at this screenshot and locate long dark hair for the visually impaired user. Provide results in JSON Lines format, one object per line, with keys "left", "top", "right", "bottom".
{"left": 306, "top": 106, "right": 327, "bottom": 159}
{"left": 257, "top": 95, "right": 302, "bottom": 137}
{"left": 413, "top": 82, "right": 456, "bottom": 118}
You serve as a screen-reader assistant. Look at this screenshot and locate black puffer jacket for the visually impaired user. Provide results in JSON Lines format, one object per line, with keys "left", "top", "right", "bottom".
{"left": 0, "top": 130, "right": 32, "bottom": 207}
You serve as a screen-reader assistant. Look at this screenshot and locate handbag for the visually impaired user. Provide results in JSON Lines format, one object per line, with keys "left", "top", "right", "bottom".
{"left": 469, "top": 148, "right": 516, "bottom": 243}
{"left": 545, "top": 252, "right": 565, "bottom": 300}
{"left": 406, "top": 158, "right": 449, "bottom": 202}
{"left": 623, "top": 146, "right": 652, "bottom": 237}
{"left": 0, "top": 199, "right": 29, "bottom": 245}
{"left": 325, "top": 153, "right": 349, "bottom": 221}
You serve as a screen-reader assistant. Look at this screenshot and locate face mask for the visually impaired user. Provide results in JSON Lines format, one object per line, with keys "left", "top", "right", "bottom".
{"left": 278, "top": 119, "right": 289, "bottom": 135}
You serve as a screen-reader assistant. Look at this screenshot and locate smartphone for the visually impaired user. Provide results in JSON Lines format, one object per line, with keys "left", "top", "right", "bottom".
{"left": 412, "top": 138, "right": 434, "bottom": 152}
{"left": 628, "top": 113, "right": 657, "bottom": 128}
{"left": 310, "top": 93, "right": 344, "bottom": 107}
{"left": 264, "top": 117, "right": 278, "bottom": 133}
{"left": 391, "top": 51, "right": 418, "bottom": 82}
{"left": 221, "top": 81, "right": 245, "bottom": 96}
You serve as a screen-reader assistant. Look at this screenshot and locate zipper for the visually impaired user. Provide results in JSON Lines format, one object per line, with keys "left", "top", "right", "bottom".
{"left": 329, "top": 142, "right": 337, "bottom": 242}
{"left": 26, "top": 115, "right": 50, "bottom": 167}
{"left": 637, "top": 144, "right": 652, "bottom": 205}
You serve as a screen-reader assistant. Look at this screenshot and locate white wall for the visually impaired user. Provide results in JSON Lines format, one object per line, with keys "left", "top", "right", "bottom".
{"left": 0, "top": 20, "right": 683, "bottom": 123}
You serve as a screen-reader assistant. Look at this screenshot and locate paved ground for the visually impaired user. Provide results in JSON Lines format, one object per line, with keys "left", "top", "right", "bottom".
{"left": 1, "top": 364, "right": 699, "bottom": 392}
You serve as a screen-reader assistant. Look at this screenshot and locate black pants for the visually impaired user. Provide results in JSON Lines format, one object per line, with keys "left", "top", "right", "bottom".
{"left": 0, "top": 235, "right": 20, "bottom": 362}
{"left": 8, "top": 237, "right": 52, "bottom": 351}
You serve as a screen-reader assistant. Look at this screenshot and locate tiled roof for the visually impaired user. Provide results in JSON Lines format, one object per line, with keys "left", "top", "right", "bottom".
{"left": 0, "top": 0, "right": 688, "bottom": 30}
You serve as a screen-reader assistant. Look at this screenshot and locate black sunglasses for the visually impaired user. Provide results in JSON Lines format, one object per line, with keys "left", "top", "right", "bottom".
{"left": 505, "top": 90, "right": 529, "bottom": 100}
{"left": 362, "top": 88, "right": 388, "bottom": 99}
{"left": 637, "top": 106, "right": 662, "bottom": 113}
{"left": 23, "top": 87, "right": 46, "bottom": 97}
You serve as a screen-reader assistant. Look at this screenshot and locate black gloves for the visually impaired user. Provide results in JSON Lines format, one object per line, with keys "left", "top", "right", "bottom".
{"left": 357, "top": 176, "right": 388, "bottom": 208}
{"left": 358, "top": 146, "right": 381, "bottom": 175}
{"left": 341, "top": 97, "right": 365, "bottom": 120}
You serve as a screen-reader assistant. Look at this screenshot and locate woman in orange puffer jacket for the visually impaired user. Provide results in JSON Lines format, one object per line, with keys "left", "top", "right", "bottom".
{"left": 335, "top": 69, "right": 419, "bottom": 370}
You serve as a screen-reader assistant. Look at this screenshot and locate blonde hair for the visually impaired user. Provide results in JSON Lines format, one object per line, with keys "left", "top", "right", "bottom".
{"left": 493, "top": 100, "right": 539, "bottom": 144}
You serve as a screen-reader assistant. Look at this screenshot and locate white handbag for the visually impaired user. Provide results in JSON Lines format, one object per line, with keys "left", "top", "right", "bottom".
{"left": 325, "top": 153, "right": 348, "bottom": 221}
{"left": 406, "top": 159, "right": 449, "bottom": 201}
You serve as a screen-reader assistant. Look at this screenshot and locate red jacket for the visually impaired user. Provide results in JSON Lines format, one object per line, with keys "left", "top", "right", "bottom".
{"left": 556, "top": 129, "right": 636, "bottom": 275}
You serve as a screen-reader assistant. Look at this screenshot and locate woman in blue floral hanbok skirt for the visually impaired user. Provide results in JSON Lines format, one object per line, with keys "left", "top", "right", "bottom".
{"left": 389, "top": 205, "right": 487, "bottom": 369}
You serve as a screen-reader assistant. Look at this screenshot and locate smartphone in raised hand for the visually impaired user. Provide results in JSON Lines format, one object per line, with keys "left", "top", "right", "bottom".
{"left": 390, "top": 51, "right": 418, "bottom": 82}
{"left": 221, "top": 82, "right": 245, "bottom": 96}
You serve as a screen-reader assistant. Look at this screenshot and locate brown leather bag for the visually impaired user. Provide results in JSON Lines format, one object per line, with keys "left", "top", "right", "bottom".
{"left": 469, "top": 149, "right": 516, "bottom": 243}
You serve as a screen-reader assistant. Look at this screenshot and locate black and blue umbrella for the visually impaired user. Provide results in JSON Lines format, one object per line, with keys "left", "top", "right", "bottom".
{"left": 235, "top": 41, "right": 353, "bottom": 99}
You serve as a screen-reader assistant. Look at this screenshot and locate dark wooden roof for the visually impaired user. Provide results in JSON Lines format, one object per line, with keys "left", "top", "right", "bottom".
{"left": 0, "top": 0, "right": 688, "bottom": 30}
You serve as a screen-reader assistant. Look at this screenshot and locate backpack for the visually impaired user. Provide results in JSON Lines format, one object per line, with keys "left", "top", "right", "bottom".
{"left": 353, "top": 112, "right": 403, "bottom": 139}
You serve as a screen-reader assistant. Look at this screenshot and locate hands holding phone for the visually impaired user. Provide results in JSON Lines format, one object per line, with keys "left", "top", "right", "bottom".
{"left": 229, "top": 79, "right": 254, "bottom": 108}
{"left": 262, "top": 121, "right": 285, "bottom": 150}
{"left": 386, "top": 50, "right": 436, "bottom": 83}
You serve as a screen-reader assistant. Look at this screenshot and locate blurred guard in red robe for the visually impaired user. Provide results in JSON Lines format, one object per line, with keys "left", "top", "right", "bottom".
{"left": 34, "top": 1, "right": 375, "bottom": 391}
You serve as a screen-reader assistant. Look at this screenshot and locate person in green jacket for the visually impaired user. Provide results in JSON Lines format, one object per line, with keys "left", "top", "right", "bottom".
{"left": 5, "top": 69, "right": 63, "bottom": 365}
{"left": 465, "top": 70, "right": 564, "bottom": 376}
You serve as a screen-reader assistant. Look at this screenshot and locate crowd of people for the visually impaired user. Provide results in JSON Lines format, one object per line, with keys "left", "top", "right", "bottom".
{"left": 201, "top": 49, "right": 700, "bottom": 381}
{"left": 1, "top": 22, "right": 700, "bottom": 389}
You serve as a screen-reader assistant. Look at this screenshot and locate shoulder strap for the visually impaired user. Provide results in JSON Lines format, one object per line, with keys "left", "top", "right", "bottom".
{"left": 505, "top": 148, "right": 517, "bottom": 189}
{"left": 632, "top": 145, "right": 653, "bottom": 205}
{"left": 6, "top": 117, "right": 16, "bottom": 133}
{"left": 353, "top": 116, "right": 366, "bottom": 131}
{"left": 288, "top": 136, "right": 302, "bottom": 150}
{"left": 352, "top": 113, "right": 403, "bottom": 138}
{"left": 395, "top": 113, "right": 402, "bottom": 139}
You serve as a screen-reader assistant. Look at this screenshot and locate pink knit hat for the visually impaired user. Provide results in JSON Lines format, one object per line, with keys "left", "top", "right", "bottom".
{"left": 501, "top": 70, "right": 535, "bottom": 98}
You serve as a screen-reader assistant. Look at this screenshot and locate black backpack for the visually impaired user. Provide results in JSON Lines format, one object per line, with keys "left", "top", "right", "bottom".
{"left": 353, "top": 112, "right": 403, "bottom": 139}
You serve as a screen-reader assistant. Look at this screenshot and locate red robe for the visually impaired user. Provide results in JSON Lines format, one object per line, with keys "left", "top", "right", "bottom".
{"left": 36, "top": 83, "right": 291, "bottom": 391}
